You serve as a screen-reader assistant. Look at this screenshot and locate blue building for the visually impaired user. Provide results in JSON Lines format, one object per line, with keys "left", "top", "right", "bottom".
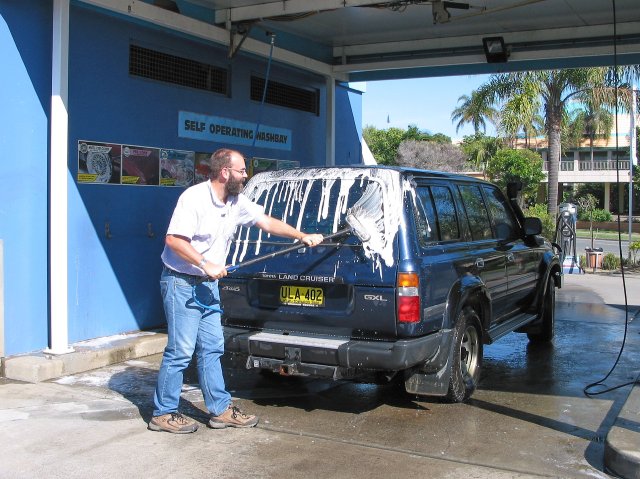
{"left": 0, "top": 0, "right": 365, "bottom": 357}
{"left": 2, "top": 0, "right": 639, "bottom": 360}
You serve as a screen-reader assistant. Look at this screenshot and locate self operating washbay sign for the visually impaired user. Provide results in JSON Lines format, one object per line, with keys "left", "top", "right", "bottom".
{"left": 179, "top": 111, "right": 292, "bottom": 151}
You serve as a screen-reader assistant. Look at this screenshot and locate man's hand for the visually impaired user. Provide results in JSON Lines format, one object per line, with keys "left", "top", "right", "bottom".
{"left": 300, "top": 233, "right": 324, "bottom": 248}
{"left": 202, "top": 261, "right": 228, "bottom": 280}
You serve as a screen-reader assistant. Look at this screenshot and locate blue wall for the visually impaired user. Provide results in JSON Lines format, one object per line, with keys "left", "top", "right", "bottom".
{"left": 0, "top": 1, "right": 51, "bottom": 355}
{"left": 0, "top": 2, "right": 362, "bottom": 355}
{"left": 65, "top": 5, "right": 358, "bottom": 344}
{"left": 335, "top": 84, "right": 364, "bottom": 166}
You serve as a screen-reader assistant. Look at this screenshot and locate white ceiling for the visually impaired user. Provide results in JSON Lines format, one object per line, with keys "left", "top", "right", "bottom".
{"left": 93, "top": 0, "right": 640, "bottom": 81}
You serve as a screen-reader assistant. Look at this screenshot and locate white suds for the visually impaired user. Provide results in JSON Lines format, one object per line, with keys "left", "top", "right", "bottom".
{"left": 230, "top": 168, "right": 404, "bottom": 272}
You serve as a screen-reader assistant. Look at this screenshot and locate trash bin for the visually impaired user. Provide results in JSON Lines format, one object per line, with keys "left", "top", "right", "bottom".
{"left": 585, "top": 247, "right": 604, "bottom": 270}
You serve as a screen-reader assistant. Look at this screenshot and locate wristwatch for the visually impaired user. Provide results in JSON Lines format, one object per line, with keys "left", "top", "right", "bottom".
{"left": 198, "top": 258, "right": 208, "bottom": 269}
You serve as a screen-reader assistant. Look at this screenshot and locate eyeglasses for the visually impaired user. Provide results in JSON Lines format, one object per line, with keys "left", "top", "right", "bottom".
{"left": 225, "top": 167, "right": 247, "bottom": 175}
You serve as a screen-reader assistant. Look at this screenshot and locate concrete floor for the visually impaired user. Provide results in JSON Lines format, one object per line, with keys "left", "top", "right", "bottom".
{"left": 0, "top": 272, "right": 638, "bottom": 478}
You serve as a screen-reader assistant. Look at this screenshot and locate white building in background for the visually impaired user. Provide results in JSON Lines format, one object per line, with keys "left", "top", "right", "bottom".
{"left": 523, "top": 113, "right": 637, "bottom": 213}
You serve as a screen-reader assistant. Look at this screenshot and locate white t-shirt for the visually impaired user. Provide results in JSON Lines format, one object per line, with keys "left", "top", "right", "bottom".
{"left": 161, "top": 180, "right": 265, "bottom": 275}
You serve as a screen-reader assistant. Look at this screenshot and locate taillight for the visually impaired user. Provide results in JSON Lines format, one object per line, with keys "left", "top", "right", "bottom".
{"left": 397, "top": 272, "right": 420, "bottom": 323}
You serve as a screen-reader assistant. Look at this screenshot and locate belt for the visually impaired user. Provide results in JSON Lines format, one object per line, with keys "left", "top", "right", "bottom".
{"left": 163, "top": 266, "right": 208, "bottom": 284}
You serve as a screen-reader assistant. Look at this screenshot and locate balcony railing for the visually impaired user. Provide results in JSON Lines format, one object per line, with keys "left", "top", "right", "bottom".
{"left": 543, "top": 160, "right": 631, "bottom": 172}
{"left": 579, "top": 160, "right": 630, "bottom": 171}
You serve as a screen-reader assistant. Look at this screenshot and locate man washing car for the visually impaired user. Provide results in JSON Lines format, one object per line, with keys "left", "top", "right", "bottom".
{"left": 149, "top": 148, "right": 324, "bottom": 433}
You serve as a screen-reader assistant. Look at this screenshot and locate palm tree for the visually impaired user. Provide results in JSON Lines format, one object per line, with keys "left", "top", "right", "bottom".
{"left": 451, "top": 91, "right": 497, "bottom": 134}
{"left": 475, "top": 68, "right": 612, "bottom": 217}
{"left": 575, "top": 102, "right": 613, "bottom": 165}
{"left": 460, "top": 133, "right": 502, "bottom": 178}
{"left": 498, "top": 82, "right": 544, "bottom": 148}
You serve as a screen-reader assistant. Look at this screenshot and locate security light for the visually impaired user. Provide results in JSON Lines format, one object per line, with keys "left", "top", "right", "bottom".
{"left": 482, "top": 36, "right": 510, "bottom": 63}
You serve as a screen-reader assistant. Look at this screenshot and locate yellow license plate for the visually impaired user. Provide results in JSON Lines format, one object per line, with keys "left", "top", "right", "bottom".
{"left": 279, "top": 285, "right": 324, "bottom": 307}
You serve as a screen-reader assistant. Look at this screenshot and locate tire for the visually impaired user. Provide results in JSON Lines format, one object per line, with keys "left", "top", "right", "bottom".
{"left": 527, "top": 278, "right": 555, "bottom": 343}
{"left": 444, "top": 307, "right": 483, "bottom": 403}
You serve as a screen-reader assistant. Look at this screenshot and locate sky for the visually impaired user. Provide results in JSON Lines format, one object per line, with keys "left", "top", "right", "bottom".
{"left": 360, "top": 74, "right": 496, "bottom": 140}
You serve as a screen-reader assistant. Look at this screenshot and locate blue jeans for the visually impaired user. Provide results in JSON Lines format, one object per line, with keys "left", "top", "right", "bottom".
{"left": 153, "top": 267, "right": 231, "bottom": 417}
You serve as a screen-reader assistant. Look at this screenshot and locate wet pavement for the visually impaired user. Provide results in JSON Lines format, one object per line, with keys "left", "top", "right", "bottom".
{"left": 1, "top": 272, "right": 639, "bottom": 478}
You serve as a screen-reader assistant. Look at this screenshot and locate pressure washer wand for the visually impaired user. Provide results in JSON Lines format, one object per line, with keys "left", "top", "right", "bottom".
{"left": 226, "top": 213, "right": 370, "bottom": 273}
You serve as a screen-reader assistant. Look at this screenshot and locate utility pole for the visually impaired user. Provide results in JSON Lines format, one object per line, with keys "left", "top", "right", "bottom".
{"left": 630, "top": 84, "right": 637, "bottom": 257}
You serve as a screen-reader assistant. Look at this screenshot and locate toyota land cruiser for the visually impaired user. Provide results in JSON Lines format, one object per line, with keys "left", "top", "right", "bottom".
{"left": 220, "top": 166, "right": 561, "bottom": 402}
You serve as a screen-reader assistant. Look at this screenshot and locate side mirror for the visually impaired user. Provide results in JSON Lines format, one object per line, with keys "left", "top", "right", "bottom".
{"left": 523, "top": 217, "right": 542, "bottom": 236}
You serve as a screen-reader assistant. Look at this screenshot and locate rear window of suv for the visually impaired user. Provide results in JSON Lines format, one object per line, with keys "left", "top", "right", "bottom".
{"left": 238, "top": 177, "right": 373, "bottom": 244}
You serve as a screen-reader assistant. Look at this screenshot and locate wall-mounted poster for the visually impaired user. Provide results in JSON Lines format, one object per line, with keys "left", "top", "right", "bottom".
{"left": 121, "top": 145, "right": 160, "bottom": 185}
{"left": 249, "top": 157, "right": 300, "bottom": 177}
{"left": 249, "top": 157, "right": 278, "bottom": 177}
{"left": 194, "top": 152, "right": 212, "bottom": 184}
{"left": 160, "top": 149, "right": 195, "bottom": 187}
{"left": 78, "top": 141, "right": 122, "bottom": 184}
{"left": 277, "top": 160, "right": 299, "bottom": 171}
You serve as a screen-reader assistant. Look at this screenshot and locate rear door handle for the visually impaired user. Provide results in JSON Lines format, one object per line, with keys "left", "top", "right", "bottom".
{"left": 475, "top": 258, "right": 485, "bottom": 269}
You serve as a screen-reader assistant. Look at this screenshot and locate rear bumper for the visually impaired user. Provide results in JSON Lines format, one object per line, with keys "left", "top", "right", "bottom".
{"left": 223, "top": 326, "right": 446, "bottom": 374}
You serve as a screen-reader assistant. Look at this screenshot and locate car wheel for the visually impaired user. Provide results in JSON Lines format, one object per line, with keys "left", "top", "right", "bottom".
{"left": 444, "top": 307, "right": 483, "bottom": 403}
{"left": 527, "top": 278, "right": 555, "bottom": 343}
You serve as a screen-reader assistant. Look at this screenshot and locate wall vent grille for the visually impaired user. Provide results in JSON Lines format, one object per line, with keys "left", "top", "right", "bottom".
{"left": 251, "top": 76, "right": 319, "bottom": 115}
{"left": 129, "top": 44, "right": 228, "bottom": 95}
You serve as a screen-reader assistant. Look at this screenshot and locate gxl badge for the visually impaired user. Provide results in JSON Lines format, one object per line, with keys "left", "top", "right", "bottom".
{"left": 364, "top": 294, "right": 387, "bottom": 302}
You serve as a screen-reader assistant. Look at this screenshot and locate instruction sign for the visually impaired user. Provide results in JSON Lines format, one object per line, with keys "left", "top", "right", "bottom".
{"left": 178, "top": 111, "right": 292, "bottom": 151}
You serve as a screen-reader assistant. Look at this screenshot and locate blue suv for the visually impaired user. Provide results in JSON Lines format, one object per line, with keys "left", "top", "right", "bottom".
{"left": 221, "top": 166, "right": 561, "bottom": 402}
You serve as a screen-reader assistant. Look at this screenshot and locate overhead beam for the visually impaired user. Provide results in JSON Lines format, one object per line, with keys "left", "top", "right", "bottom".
{"left": 333, "top": 21, "right": 640, "bottom": 76}
{"left": 214, "top": 0, "right": 386, "bottom": 24}
{"left": 336, "top": 41, "right": 640, "bottom": 76}
{"left": 334, "top": 22, "right": 640, "bottom": 58}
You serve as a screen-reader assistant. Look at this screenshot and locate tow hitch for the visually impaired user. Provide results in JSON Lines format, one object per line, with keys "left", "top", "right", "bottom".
{"left": 280, "top": 347, "right": 301, "bottom": 375}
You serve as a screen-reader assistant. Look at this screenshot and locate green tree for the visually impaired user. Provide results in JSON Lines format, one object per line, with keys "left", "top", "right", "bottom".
{"left": 574, "top": 183, "right": 604, "bottom": 208}
{"left": 522, "top": 203, "right": 555, "bottom": 240}
{"left": 460, "top": 133, "right": 502, "bottom": 176}
{"left": 562, "top": 109, "right": 585, "bottom": 152}
{"left": 574, "top": 101, "right": 613, "bottom": 164}
{"left": 362, "top": 126, "right": 405, "bottom": 165}
{"left": 404, "top": 124, "right": 427, "bottom": 141}
{"left": 485, "top": 148, "right": 545, "bottom": 204}
{"left": 405, "top": 124, "right": 451, "bottom": 143}
{"left": 450, "top": 91, "right": 498, "bottom": 134}
{"left": 363, "top": 125, "right": 451, "bottom": 165}
{"left": 475, "top": 68, "right": 613, "bottom": 217}
{"left": 424, "top": 132, "right": 452, "bottom": 144}
{"left": 497, "top": 78, "right": 543, "bottom": 148}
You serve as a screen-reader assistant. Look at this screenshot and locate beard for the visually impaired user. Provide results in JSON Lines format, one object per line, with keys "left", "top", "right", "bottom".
{"left": 225, "top": 176, "right": 244, "bottom": 196}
